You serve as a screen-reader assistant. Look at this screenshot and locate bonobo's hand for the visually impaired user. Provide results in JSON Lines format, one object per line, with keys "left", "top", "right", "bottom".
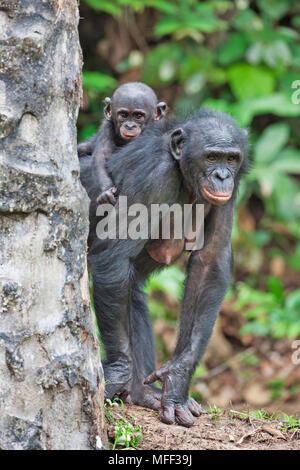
{"left": 144, "top": 361, "right": 202, "bottom": 427}
{"left": 96, "top": 187, "right": 117, "bottom": 205}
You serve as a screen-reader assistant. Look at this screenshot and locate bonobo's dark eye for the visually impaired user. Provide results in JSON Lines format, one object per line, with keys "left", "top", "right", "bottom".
{"left": 207, "top": 154, "right": 217, "bottom": 162}
{"left": 134, "top": 112, "right": 145, "bottom": 120}
{"left": 227, "top": 155, "right": 237, "bottom": 163}
{"left": 119, "top": 111, "right": 129, "bottom": 119}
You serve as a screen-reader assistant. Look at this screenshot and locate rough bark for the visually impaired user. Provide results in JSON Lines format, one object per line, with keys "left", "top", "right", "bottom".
{"left": 0, "top": 0, "right": 105, "bottom": 450}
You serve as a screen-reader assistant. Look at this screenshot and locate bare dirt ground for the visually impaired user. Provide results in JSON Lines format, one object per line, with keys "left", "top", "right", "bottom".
{"left": 108, "top": 404, "right": 300, "bottom": 450}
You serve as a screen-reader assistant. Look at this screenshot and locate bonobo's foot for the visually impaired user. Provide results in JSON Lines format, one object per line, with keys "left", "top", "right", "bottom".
{"left": 103, "top": 361, "right": 132, "bottom": 401}
{"left": 96, "top": 187, "right": 117, "bottom": 205}
{"left": 144, "top": 362, "right": 202, "bottom": 428}
{"left": 127, "top": 383, "right": 162, "bottom": 410}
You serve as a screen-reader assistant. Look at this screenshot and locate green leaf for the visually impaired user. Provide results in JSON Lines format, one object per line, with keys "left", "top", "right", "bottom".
{"left": 184, "top": 73, "right": 206, "bottom": 95}
{"left": 292, "top": 15, "right": 300, "bottom": 30}
{"left": 233, "top": 93, "right": 300, "bottom": 126}
{"left": 264, "top": 40, "right": 292, "bottom": 68}
{"left": 233, "top": 9, "right": 261, "bottom": 32}
{"left": 84, "top": 0, "right": 121, "bottom": 15}
{"left": 218, "top": 33, "right": 248, "bottom": 65}
{"left": 246, "top": 42, "right": 264, "bottom": 65}
{"left": 240, "top": 322, "right": 270, "bottom": 337}
{"left": 79, "top": 124, "right": 98, "bottom": 142}
{"left": 247, "top": 230, "right": 272, "bottom": 247}
{"left": 287, "top": 322, "right": 300, "bottom": 339}
{"left": 155, "top": 18, "right": 182, "bottom": 36}
{"left": 285, "top": 290, "right": 300, "bottom": 311}
{"left": 143, "top": 0, "right": 177, "bottom": 14}
{"left": 82, "top": 72, "right": 117, "bottom": 92}
{"left": 254, "top": 122, "right": 289, "bottom": 163}
{"left": 257, "top": 0, "right": 290, "bottom": 20}
{"left": 287, "top": 253, "right": 300, "bottom": 270}
{"left": 267, "top": 276, "right": 284, "bottom": 300}
{"left": 144, "top": 266, "right": 185, "bottom": 301}
{"left": 228, "top": 63, "right": 275, "bottom": 100}
{"left": 272, "top": 148, "right": 300, "bottom": 174}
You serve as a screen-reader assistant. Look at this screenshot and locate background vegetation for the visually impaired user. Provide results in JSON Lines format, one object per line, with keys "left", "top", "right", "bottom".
{"left": 78, "top": 0, "right": 300, "bottom": 413}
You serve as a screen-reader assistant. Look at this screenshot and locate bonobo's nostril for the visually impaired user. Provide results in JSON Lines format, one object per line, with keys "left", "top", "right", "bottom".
{"left": 213, "top": 168, "right": 230, "bottom": 181}
{"left": 125, "top": 122, "right": 136, "bottom": 130}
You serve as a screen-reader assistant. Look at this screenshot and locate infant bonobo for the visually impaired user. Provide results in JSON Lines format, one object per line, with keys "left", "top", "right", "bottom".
{"left": 77, "top": 82, "right": 167, "bottom": 205}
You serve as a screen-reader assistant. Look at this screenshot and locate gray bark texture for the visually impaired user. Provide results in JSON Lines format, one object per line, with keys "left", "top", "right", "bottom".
{"left": 0, "top": 0, "right": 105, "bottom": 450}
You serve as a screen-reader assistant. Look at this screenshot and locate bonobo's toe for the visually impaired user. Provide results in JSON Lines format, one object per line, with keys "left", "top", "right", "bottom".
{"left": 175, "top": 405, "right": 195, "bottom": 427}
{"left": 187, "top": 397, "right": 202, "bottom": 416}
{"left": 129, "top": 384, "right": 161, "bottom": 410}
{"left": 159, "top": 404, "right": 194, "bottom": 427}
{"left": 159, "top": 405, "right": 175, "bottom": 425}
{"left": 159, "top": 398, "right": 201, "bottom": 427}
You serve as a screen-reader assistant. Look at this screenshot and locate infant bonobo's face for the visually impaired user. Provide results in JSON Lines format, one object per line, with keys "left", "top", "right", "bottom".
{"left": 104, "top": 83, "right": 167, "bottom": 143}
{"left": 113, "top": 91, "right": 157, "bottom": 142}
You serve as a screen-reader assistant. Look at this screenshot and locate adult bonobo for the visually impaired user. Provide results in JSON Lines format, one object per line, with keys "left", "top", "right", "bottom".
{"left": 88, "top": 109, "right": 248, "bottom": 427}
{"left": 78, "top": 82, "right": 167, "bottom": 205}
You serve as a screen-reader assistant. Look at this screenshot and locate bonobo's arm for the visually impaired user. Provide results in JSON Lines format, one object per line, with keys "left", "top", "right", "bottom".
{"left": 145, "top": 198, "right": 236, "bottom": 427}
{"left": 77, "top": 134, "right": 97, "bottom": 157}
{"left": 92, "top": 120, "right": 117, "bottom": 205}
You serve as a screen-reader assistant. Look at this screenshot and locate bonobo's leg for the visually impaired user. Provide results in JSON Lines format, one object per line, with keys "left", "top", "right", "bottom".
{"left": 145, "top": 200, "right": 236, "bottom": 427}
{"left": 88, "top": 242, "right": 134, "bottom": 400}
{"left": 128, "top": 283, "right": 161, "bottom": 410}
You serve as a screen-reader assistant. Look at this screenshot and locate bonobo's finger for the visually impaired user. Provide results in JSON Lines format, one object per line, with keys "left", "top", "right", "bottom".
{"left": 97, "top": 193, "right": 113, "bottom": 205}
{"left": 187, "top": 397, "right": 202, "bottom": 416}
{"left": 144, "top": 370, "right": 160, "bottom": 385}
{"left": 175, "top": 405, "right": 194, "bottom": 428}
{"left": 106, "top": 193, "right": 117, "bottom": 205}
{"left": 159, "top": 405, "right": 175, "bottom": 425}
{"left": 97, "top": 188, "right": 117, "bottom": 205}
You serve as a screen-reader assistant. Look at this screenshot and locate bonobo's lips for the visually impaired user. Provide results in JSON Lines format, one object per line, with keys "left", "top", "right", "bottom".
{"left": 120, "top": 130, "right": 140, "bottom": 140}
{"left": 202, "top": 187, "right": 232, "bottom": 204}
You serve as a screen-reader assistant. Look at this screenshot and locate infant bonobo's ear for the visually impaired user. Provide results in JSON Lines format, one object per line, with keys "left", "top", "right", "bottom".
{"left": 170, "top": 128, "right": 186, "bottom": 160}
{"left": 154, "top": 101, "right": 168, "bottom": 120}
{"left": 104, "top": 97, "right": 112, "bottom": 120}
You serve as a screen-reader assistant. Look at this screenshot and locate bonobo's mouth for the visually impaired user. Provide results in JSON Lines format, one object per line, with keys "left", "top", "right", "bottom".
{"left": 202, "top": 187, "right": 232, "bottom": 204}
{"left": 120, "top": 130, "right": 141, "bottom": 141}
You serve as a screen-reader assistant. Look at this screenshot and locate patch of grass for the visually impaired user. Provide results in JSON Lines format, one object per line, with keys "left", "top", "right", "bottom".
{"left": 104, "top": 398, "right": 143, "bottom": 450}
{"left": 230, "top": 407, "right": 300, "bottom": 434}
{"left": 206, "top": 404, "right": 223, "bottom": 424}
{"left": 249, "top": 408, "right": 277, "bottom": 421}
{"left": 278, "top": 412, "right": 300, "bottom": 433}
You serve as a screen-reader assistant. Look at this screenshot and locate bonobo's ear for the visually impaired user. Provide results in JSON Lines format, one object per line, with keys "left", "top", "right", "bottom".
{"left": 154, "top": 101, "right": 167, "bottom": 121}
{"left": 104, "top": 97, "right": 112, "bottom": 120}
{"left": 170, "top": 128, "right": 186, "bottom": 160}
{"left": 241, "top": 128, "right": 248, "bottom": 138}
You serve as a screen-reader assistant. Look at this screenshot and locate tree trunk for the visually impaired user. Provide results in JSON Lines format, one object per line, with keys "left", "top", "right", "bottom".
{"left": 0, "top": 0, "right": 105, "bottom": 450}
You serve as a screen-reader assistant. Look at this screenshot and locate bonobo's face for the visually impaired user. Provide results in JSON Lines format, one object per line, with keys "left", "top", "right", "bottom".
{"left": 197, "top": 147, "right": 242, "bottom": 205}
{"left": 104, "top": 85, "right": 167, "bottom": 143}
{"left": 114, "top": 101, "right": 151, "bottom": 141}
{"left": 170, "top": 116, "right": 247, "bottom": 205}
